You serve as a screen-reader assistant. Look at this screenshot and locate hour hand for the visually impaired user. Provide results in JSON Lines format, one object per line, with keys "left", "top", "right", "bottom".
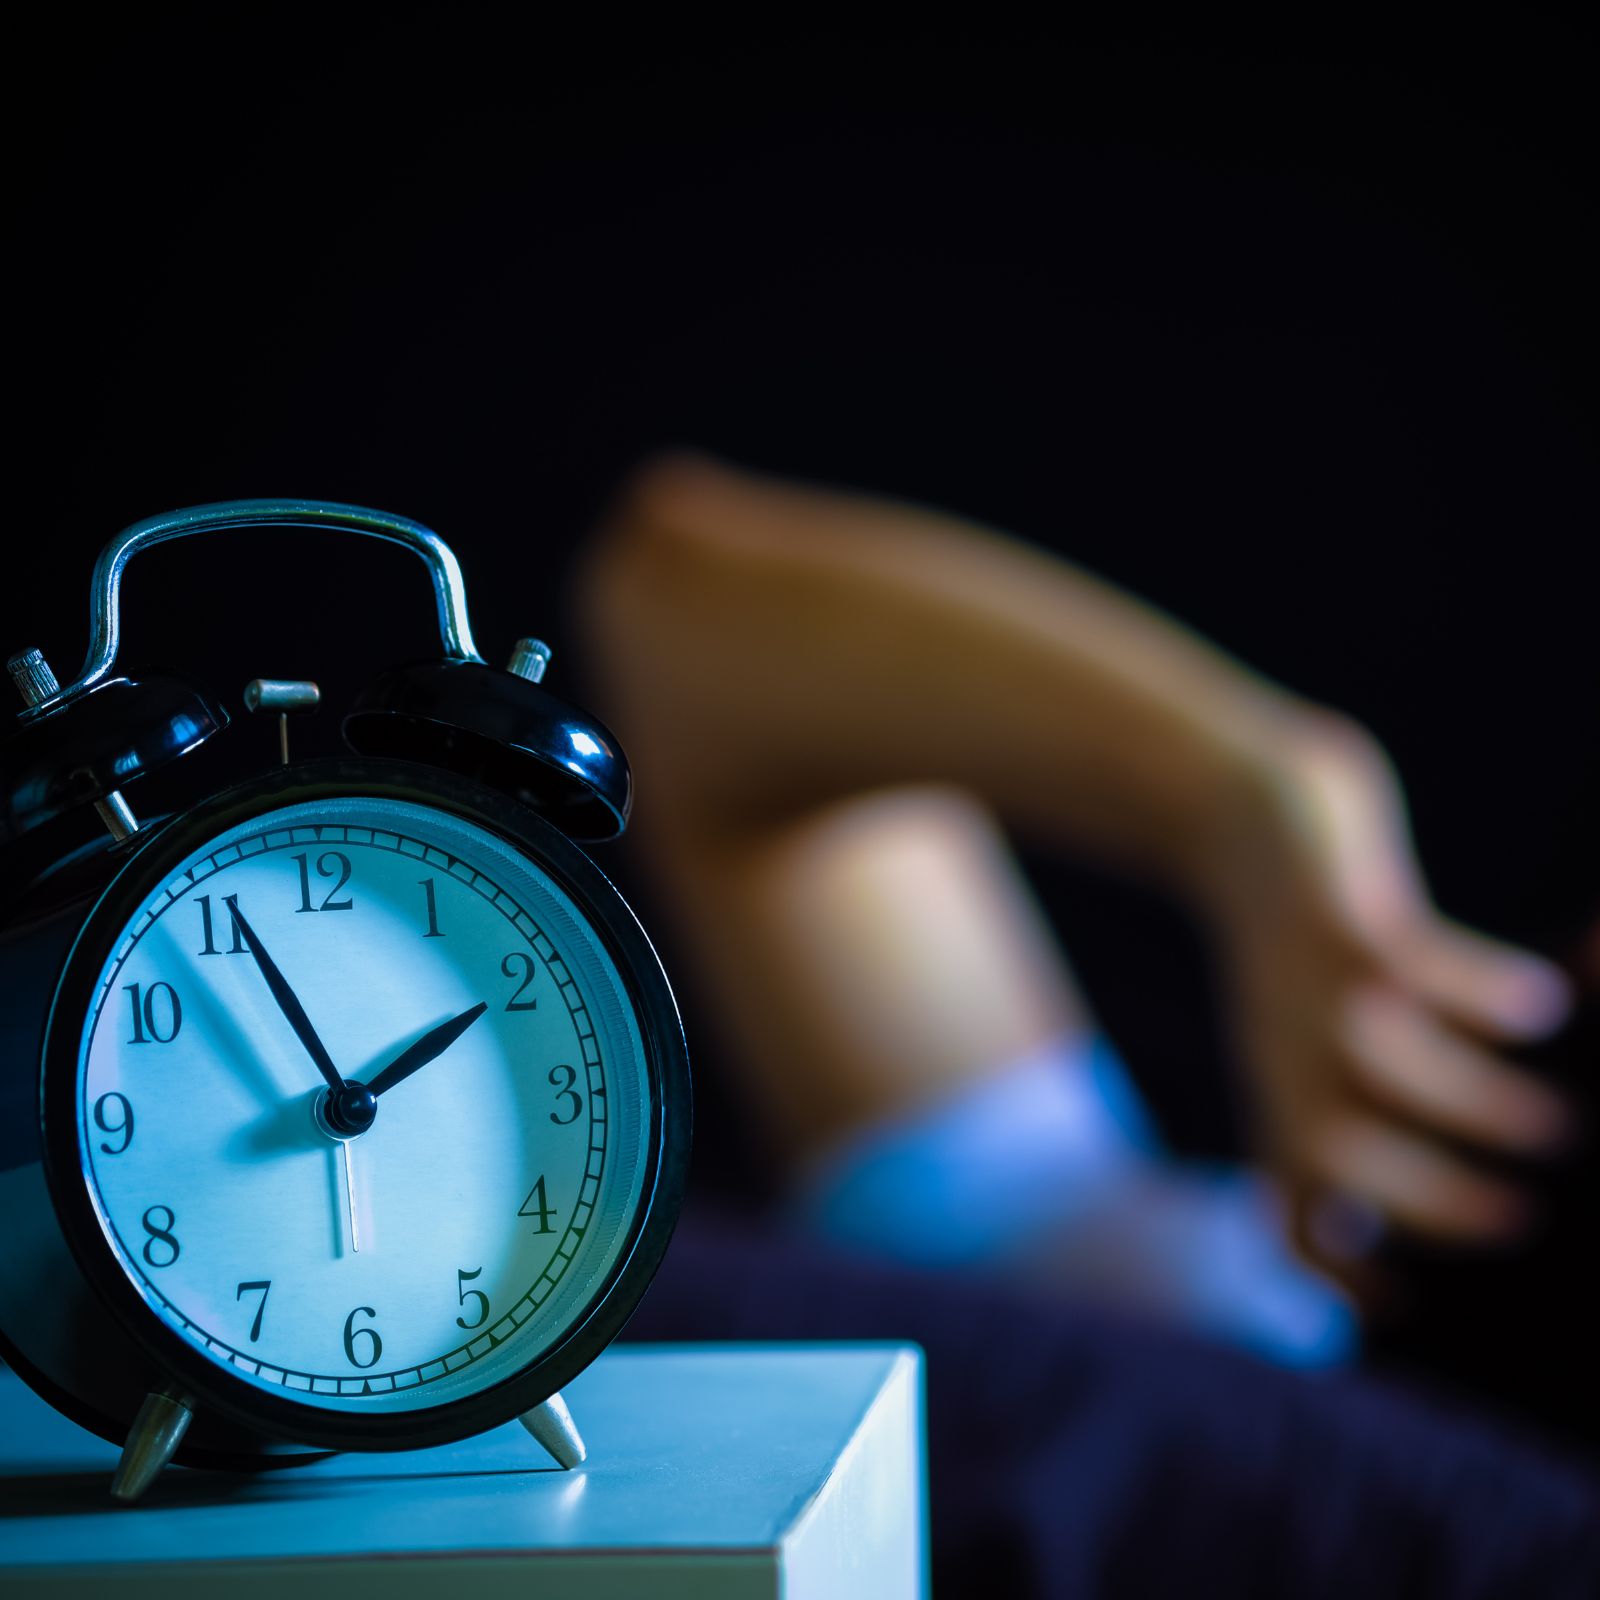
{"left": 368, "top": 1003, "right": 488, "bottom": 1098}
{"left": 225, "top": 897, "right": 345, "bottom": 1093}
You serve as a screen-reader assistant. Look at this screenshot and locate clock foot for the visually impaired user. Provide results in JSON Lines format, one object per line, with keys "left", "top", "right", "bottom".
{"left": 110, "top": 1387, "right": 194, "bottom": 1503}
{"left": 519, "top": 1390, "right": 587, "bottom": 1469}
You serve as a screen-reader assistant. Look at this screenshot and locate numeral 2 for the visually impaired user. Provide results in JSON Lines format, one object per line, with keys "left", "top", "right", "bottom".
{"left": 501, "top": 951, "right": 538, "bottom": 1010}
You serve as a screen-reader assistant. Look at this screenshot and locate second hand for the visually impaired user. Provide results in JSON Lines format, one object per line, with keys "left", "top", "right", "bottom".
{"left": 340, "top": 1140, "right": 360, "bottom": 1254}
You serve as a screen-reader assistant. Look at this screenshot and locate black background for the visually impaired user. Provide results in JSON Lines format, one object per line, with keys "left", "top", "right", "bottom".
{"left": 4, "top": 12, "right": 1597, "bottom": 1440}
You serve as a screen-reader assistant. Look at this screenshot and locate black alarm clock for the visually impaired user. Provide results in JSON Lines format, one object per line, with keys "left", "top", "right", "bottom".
{"left": 0, "top": 500, "right": 690, "bottom": 1501}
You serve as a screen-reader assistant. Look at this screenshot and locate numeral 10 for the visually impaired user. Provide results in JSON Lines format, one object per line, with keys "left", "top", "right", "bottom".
{"left": 124, "top": 982, "right": 182, "bottom": 1044}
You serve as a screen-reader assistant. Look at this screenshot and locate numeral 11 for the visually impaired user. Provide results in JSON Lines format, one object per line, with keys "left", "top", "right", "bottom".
{"left": 196, "top": 894, "right": 246, "bottom": 956}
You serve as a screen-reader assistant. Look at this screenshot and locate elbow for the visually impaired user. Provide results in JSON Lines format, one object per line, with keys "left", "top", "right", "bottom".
{"left": 573, "top": 450, "right": 772, "bottom": 647}
{"left": 569, "top": 451, "right": 750, "bottom": 707}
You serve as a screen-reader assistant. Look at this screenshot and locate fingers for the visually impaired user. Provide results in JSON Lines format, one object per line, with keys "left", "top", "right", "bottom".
{"left": 1269, "top": 980, "right": 1571, "bottom": 1279}
{"left": 1305, "top": 1110, "right": 1533, "bottom": 1244}
{"left": 1341, "top": 987, "right": 1573, "bottom": 1157}
{"left": 1385, "top": 917, "right": 1572, "bottom": 1042}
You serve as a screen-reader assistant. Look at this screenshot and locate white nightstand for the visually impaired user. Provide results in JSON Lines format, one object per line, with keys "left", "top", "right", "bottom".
{"left": 0, "top": 1343, "right": 927, "bottom": 1598}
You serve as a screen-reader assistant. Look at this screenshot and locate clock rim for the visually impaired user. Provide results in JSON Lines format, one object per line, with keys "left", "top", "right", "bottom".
{"left": 39, "top": 755, "right": 691, "bottom": 1453}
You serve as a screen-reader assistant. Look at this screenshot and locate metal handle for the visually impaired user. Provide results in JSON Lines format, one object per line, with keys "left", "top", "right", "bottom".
{"left": 24, "top": 499, "right": 485, "bottom": 717}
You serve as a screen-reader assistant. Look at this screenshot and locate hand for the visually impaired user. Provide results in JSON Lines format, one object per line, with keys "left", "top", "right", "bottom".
{"left": 367, "top": 1003, "right": 488, "bottom": 1098}
{"left": 224, "top": 897, "right": 363, "bottom": 1252}
{"left": 226, "top": 897, "right": 345, "bottom": 1094}
{"left": 1204, "top": 713, "right": 1574, "bottom": 1296}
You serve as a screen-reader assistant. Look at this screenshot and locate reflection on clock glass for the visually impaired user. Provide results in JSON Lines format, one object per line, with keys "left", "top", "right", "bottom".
{"left": 74, "top": 796, "right": 653, "bottom": 1412}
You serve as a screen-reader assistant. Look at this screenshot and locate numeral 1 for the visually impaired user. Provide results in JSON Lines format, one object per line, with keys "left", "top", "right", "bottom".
{"left": 518, "top": 1175, "right": 557, "bottom": 1233}
{"left": 419, "top": 877, "right": 444, "bottom": 938}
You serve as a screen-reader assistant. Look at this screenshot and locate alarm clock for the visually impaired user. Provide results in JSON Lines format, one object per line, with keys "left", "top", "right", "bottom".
{"left": 0, "top": 500, "right": 690, "bottom": 1502}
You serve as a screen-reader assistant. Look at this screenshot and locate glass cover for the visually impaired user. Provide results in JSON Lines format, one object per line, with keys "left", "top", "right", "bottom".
{"left": 75, "top": 796, "right": 651, "bottom": 1412}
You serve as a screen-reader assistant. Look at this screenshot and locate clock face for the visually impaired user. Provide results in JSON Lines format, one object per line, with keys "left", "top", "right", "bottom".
{"left": 67, "top": 790, "right": 661, "bottom": 1420}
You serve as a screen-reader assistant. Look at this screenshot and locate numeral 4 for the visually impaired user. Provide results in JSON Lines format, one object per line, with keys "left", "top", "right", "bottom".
{"left": 518, "top": 1176, "right": 557, "bottom": 1234}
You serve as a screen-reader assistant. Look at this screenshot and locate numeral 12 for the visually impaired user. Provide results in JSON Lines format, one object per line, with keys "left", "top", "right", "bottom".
{"left": 293, "top": 851, "right": 354, "bottom": 913}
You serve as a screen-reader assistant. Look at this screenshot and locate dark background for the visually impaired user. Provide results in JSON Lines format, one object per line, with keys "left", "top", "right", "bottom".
{"left": 5, "top": 12, "right": 1596, "bottom": 1439}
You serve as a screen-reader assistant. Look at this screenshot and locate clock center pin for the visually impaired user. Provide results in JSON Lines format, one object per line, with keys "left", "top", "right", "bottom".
{"left": 314, "top": 1081, "right": 379, "bottom": 1140}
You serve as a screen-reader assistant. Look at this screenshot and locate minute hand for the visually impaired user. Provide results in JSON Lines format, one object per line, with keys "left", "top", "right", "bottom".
{"left": 225, "top": 897, "right": 345, "bottom": 1093}
{"left": 368, "top": 1003, "right": 488, "bottom": 1098}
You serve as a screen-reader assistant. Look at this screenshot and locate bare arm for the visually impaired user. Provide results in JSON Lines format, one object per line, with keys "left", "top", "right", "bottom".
{"left": 577, "top": 453, "right": 1296, "bottom": 895}
{"left": 575, "top": 454, "right": 1573, "bottom": 1275}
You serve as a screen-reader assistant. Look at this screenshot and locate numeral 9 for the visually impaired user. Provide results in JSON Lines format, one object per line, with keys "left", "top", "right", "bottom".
{"left": 93, "top": 1091, "right": 135, "bottom": 1154}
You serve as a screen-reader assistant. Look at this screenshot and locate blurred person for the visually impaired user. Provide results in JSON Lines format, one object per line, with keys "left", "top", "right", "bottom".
{"left": 574, "top": 452, "right": 1580, "bottom": 1364}
{"left": 572, "top": 455, "right": 1600, "bottom": 1593}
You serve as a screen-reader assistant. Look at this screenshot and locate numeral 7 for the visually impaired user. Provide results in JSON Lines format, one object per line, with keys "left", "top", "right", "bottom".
{"left": 236, "top": 1279, "right": 271, "bottom": 1342}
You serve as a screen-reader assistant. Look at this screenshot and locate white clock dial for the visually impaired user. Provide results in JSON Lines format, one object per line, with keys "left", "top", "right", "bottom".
{"left": 74, "top": 796, "right": 653, "bottom": 1413}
